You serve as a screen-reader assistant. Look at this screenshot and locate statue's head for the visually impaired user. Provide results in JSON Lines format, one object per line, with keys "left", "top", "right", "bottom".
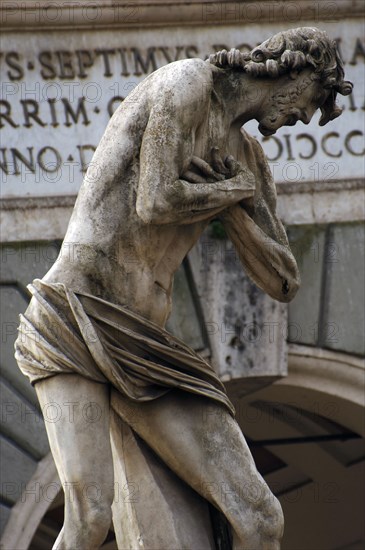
{"left": 209, "top": 27, "right": 353, "bottom": 133}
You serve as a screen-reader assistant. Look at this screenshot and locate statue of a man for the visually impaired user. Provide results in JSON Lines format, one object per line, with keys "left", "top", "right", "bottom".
{"left": 15, "top": 28, "right": 352, "bottom": 549}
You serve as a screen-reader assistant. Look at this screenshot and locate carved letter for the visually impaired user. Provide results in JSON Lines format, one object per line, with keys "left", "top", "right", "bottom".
{"left": 5, "top": 52, "right": 24, "bottom": 81}
{"left": 56, "top": 51, "right": 75, "bottom": 79}
{"left": 76, "top": 50, "right": 95, "bottom": 78}
{"left": 297, "top": 133, "right": 317, "bottom": 159}
{"left": 77, "top": 144, "right": 96, "bottom": 171}
{"left": 0, "top": 100, "right": 19, "bottom": 128}
{"left": 108, "top": 96, "right": 124, "bottom": 118}
{"left": 350, "top": 38, "right": 365, "bottom": 65}
{"left": 345, "top": 130, "right": 365, "bottom": 156}
{"left": 62, "top": 98, "right": 90, "bottom": 126}
{"left": 117, "top": 48, "right": 131, "bottom": 77}
{"left": 262, "top": 136, "right": 283, "bottom": 161}
{"left": 47, "top": 98, "right": 59, "bottom": 127}
{"left": 0, "top": 149, "right": 10, "bottom": 174}
{"left": 11, "top": 147, "right": 35, "bottom": 175}
{"left": 38, "top": 51, "right": 57, "bottom": 79}
{"left": 37, "top": 146, "right": 62, "bottom": 173}
{"left": 132, "top": 48, "right": 158, "bottom": 76}
{"left": 321, "top": 132, "right": 342, "bottom": 158}
{"left": 21, "top": 100, "right": 47, "bottom": 128}
{"left": 95, "top": 49, "right": 116, "bottom": 77}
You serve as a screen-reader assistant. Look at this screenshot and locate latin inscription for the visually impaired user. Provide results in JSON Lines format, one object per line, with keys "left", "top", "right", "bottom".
{"left": 1, "top": 31, "right": 364, "bottom": 197}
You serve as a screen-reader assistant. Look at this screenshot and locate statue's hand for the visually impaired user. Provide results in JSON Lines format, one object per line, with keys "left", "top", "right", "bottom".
{"left": 182, "top": 147, "right": 244, "bottom": 183}
{"left": 212, "top": 147, "right": 256, "bottom": 207}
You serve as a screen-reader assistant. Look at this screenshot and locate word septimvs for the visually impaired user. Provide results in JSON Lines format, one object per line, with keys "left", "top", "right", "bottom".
{"left": 1, "top": 46, "right": 201, "bottom": 81}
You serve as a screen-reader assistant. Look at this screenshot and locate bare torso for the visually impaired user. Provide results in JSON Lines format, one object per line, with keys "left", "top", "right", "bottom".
{"left": 43, "top": 57, "right": 299, "bottom": 324}
{"left": 44, "top": 59, "right": 231, "bottom": 326}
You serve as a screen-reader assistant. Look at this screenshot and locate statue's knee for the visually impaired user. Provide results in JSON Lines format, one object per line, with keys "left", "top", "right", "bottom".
{"left": 64, "top": 488, "right": 113, "bottom": 540}
{"left": 86, "top": 502, "right": 113, "bottom": 534}
{"left": 77, "top": 503, "right": 112, "bottom": 544}
{"left": 260, "top": 494, "right": 284, "bottom": 541}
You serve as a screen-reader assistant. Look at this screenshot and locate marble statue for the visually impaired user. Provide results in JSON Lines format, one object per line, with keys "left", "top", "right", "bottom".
{"left": 15, "top": 27, "right": 352, "bottom": 549}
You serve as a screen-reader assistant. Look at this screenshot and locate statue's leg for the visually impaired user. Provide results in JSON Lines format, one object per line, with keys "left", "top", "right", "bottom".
{"left": 111, "top": 389, "right": 284, "bottom": 550}
{"left": 35, "top": 374, "right": 114, "bottom": 550}
{"left": 109, "top": 409, "right": 216, "bottom": 549}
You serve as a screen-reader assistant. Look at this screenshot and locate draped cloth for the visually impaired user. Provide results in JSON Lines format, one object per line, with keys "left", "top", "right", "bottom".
{"left": 15, "top": 279, "right": 234, "bottom": 416}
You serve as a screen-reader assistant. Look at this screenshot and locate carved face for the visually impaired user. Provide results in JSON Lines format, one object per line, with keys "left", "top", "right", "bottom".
{"left": 257, "top": 70, "right": 330, "bottom": 136}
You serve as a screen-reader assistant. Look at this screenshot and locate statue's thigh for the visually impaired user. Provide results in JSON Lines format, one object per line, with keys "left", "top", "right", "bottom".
{"left": 35, "top": 374, "right": 113, "bottom": 488}
{"left": 111, "top": 389, "right": 263, "bottom": 493}
{"left": 111, "top": 390, "right": 283, "bottom": 546}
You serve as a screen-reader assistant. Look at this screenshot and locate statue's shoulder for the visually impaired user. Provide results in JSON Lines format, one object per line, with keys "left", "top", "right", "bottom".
{"left": 133, "top": 59, "right": 213, "bottom": 119}
{"left": 162, "top": 57, "right": 211, "bottom": 75}
{"left": 152, "top": 58, "right": 213, "bottom": 98}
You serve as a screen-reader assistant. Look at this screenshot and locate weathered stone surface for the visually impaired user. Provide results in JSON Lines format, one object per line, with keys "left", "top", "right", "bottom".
{"left": 12, "top": 27, "right": 352, "bottom": 549}
{"left": 275, "top": 181, "right": 365, "bottom": 227}
{"left": 110, "top": 409, "right": 215, "bottom": 549}
{"left": 323, "top": 223, "right": 365, "bottom": 355}
{"left": 189, "top": 231, "right": 288, "bottom": 395}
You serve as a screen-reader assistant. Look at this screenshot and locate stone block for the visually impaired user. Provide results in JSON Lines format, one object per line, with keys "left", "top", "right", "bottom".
{"left": 0, "top": 436, "right": 37, "bottom": 504}
{"left": 323, "top": 223, "right": 365, "bottom": 355}
{"left": 287, "top": 225, "right": 326, "bottom": 346}
{"left": 0, "top": 243, "right": 60, "bottom": 288}
{"left": 0, "top": 242, "right": 61, "bottom": 406}
{"left": 188, "top": 228, "right": 288, "bottom": 397}
{"left": 0, "top": 503, "right": 11, "bottom": 536}
{"left": 0, "top": 286, "right": 37, "bottom": 405}
{"left": 166, "top": 262, "right": 206, "bottom": 352}
{"left": 0, "top": 379, "right": 49, "bottom": 460}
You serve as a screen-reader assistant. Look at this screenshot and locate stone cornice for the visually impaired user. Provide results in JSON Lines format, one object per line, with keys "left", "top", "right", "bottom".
{"left": 1, "top": 178, "right": 364, "bottom": 242}
{"left": 1, "top": 178, "right": 363, "bottom": 211}
{"left": 1, "top": 0, "right": 364, "bottom": 32}
{"left": 275, "top": 178, "right": 365, "bottom": 195}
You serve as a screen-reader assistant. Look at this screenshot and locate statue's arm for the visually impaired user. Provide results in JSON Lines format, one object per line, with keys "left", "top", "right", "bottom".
{"left": 136, "top": 106, "right": 255, "bottom": 225}
{"left": 219, "top": 132, "right": 300, "bottom": 302}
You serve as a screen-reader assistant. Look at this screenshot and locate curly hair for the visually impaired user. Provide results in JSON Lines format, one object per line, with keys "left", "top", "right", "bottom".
{"left": 209, "top": 27, "right": 353, "bottom": 126}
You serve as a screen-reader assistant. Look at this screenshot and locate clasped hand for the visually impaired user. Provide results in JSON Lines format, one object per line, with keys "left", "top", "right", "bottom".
{"left": 182, "top": 147, "right": 243, "bottom": 184}
{"left": 182, "top": 147, "right": 255, "bottom": 210}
